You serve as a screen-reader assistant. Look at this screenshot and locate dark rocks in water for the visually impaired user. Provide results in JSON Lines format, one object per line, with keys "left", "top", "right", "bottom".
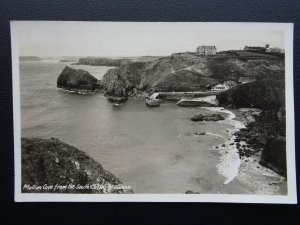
{"left": 185, "top": 190, "right": 200, "bottom": 194}
{"left": 191, "top": 113, "right": 225, "bottom": 122}
{"left": 21, "top": 137, "right": 133, "bottom": 194}
{"left": 259, "top": 137, "right": 287, "bottom": 177}
{"left": 57, "top": 66, "right": 100, "bottom": 92}
{"left": 106, "top": 95, "right": 128, "bottom": 103}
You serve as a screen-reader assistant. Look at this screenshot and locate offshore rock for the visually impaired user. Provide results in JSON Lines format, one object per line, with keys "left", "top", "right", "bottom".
{"left": 57, "top": 66, "right": 100, "bottom": 93}
{"left": 191, "top": 113, "right": 225, "bottom": 122}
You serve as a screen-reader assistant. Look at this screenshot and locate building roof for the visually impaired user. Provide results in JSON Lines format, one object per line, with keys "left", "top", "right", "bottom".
{"left": 238, "top": 77, "right": 255, "bottom": 82}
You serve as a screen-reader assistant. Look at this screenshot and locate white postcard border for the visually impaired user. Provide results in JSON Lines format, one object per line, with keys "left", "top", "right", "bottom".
{"left": 11, "top": 21, "right": 297, "bottom": 203}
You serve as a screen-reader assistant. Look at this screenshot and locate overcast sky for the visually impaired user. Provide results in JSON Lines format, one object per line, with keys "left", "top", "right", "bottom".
{"left": 13, "top": 21, "right": 286, "bottom": 57}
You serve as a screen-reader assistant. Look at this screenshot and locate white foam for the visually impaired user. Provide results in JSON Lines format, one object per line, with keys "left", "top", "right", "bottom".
{"left": 204, "top": 107, "right": 245, "bottom": 184}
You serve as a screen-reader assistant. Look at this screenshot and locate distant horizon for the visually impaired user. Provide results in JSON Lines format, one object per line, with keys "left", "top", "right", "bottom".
{"left": 13, "top": 21, "right": 286, "bottom": 57}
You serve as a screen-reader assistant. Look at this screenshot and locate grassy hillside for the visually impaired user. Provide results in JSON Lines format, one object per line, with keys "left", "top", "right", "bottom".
{"left": 101, "top": 52, "right": 285, "bottom": 99}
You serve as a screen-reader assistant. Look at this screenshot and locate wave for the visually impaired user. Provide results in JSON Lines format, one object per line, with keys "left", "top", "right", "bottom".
{"left": 204, "top": 107, "right": 246, "bottom": 184}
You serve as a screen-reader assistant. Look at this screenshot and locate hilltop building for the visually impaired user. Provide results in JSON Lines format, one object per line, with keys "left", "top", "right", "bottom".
{"left": 196, "top": 46, "right": 217, "bottom": 55}
{"left": 210, "top": 80, "right": 237, "bottom": 91}
{"left": 238, "top": 77, "right": 256, "bottom": 84}
{"left": 266, "top": 47, "right": 285, "bottom": 54}
{"left": 244, "top": 45, "right": 268, "bottom": 53}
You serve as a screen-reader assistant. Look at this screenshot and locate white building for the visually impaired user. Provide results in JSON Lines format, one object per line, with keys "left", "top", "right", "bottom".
{"left": 266, "top": 47, "right": 285, "bottom": 54}
{"left": 196, "top": 46, "right": 217, "bottom": 55}
{"left": 212, "top": 84, "right": 228, "bottom": 91}
{"left": 238, "top": 77, "right": 256, "bottom": 84}
{"left": 224, "top": 81, "right": 237, "bottom": 89}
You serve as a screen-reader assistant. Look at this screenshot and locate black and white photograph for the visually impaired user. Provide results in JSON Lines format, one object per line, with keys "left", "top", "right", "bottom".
{"left": 11, "top": 21, "right": 296, "bottom": 203}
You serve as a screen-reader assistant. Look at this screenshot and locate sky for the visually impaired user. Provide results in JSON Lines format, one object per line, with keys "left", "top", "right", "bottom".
{"left": 12, "top": 21, "right": 286, "bottom": 57}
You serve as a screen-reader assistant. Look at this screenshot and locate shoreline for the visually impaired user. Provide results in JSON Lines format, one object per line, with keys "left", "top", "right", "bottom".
{"left": 55, "top": 84, "right": 288, "bottom": 194}
{"left": 57, "top": 87, "right": 98, "bottom": 95}
{"left": 203, "top": 107, "right": 286, "bottom": 195}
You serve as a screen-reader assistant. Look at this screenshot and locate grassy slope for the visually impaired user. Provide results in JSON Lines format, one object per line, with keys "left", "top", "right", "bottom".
{"left": 102, "top": 52, "right": 284, "bottom": 97}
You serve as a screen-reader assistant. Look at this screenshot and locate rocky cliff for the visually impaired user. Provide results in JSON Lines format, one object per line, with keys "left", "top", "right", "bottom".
{"left": 21, "top": 138, "right": 133, "bottom": 193}
{"left": 217, "top": 79, "right": 286, "bottom": 177}
{"left": 57, "top": 66, "right": 100, "bottom": 92}
{"left": 101, "top": 52, "right": 284, "bottom": 100}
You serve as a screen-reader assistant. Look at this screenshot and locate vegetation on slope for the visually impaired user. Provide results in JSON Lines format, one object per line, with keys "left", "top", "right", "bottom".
{"left": 22, "top": 138, "right": 133, "bottom": 193}
{"left": 101, "top": 52, "right": 284, "bottom": 99}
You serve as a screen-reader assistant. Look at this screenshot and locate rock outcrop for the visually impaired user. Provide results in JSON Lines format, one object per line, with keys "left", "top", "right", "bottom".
{"left": 191, "top": 113, "right": 225, "bottom": 122}
{"left": 217, "top": 79, "right": 285, "bottom": 111}
{"left": 21, "top": 138, "right": 133, "bottom": 193}
{"left": 57, "top": 66, "right": 100, "bottom": 93}
{"left": 259, "top": 137, "right": 287, "bottom": 177}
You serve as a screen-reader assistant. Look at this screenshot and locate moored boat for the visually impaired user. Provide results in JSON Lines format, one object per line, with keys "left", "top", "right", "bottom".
{"left": 145, "top": 96, "right": 161, "bottom": 107}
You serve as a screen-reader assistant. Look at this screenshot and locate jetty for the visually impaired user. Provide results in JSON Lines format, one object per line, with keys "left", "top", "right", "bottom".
{"left": 157, "top": 90, "right": 224, "bottom": 100}
{"left": 146, "top": 90, "right": 223, "bottom": 107}
{"left": 176, "top": 95, "right": 218, "bottom": 107}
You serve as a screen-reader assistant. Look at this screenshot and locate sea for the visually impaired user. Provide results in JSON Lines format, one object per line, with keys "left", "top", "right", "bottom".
{"left": 20, "top": 59, "right": 285, "bottom": 194}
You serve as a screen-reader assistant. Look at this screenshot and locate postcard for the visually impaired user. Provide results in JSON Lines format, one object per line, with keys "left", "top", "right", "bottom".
{"left": 11, "top": 21, "right": 296, "bottom": 203}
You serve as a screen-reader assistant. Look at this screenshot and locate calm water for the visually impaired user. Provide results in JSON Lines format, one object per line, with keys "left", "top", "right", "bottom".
{"left": 20, "top": 61, "right": 282, "bottom": 194}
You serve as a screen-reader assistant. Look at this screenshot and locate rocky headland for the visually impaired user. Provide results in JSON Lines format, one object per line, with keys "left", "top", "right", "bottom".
{"left": 100, "top": 52, "right": 284, "bottom": 101}
{"left": 57, "top": 66, "right": 101, "bottom": 94}
{"left": 76, "top": 56, "right": 160, "bottom": 67}
{"left": 21, "top": 137, "right": 133, "bottom": 193}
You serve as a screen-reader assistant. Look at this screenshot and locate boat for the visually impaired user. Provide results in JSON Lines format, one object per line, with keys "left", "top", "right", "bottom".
{"left": 145, "top": 96, "right": 161, "bottom": 107}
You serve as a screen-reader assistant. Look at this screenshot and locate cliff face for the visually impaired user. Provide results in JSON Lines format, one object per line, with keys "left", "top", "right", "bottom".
{"left": 259, "top": 136, "right": 286, "bottom": 177}
{"left": 21, "top": 138, "right": 133, "bottom": 193}
{"left": 101, "top": 52, "right": 284, "bottom": 99}
{"left": 57, "top": 66, "right": 100, "bottom": 92}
